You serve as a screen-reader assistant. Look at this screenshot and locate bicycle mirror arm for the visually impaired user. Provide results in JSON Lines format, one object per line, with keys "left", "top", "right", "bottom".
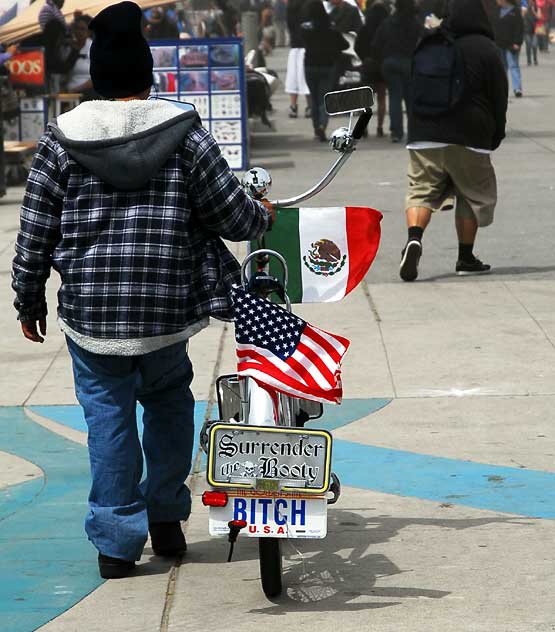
{"left": 352, "top": 108, "right": 373, "bottom": 140}
{"left": 269, "top": 151, "right": 353, "bottom": 208}
{"left": 269, "top": 107, "right": 373, "bottom": 208}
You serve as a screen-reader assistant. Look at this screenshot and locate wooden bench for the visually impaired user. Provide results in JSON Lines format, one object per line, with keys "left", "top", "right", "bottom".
{"left": 4, "top": 141, "right": 37, "bottom": 163}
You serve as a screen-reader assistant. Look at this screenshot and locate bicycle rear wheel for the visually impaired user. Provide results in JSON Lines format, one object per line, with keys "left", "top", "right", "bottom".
{"left": 258, "top": 537, "right": 282, "bottom": 598}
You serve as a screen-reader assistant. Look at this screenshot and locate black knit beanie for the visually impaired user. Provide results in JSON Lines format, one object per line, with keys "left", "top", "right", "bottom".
{"left": 89, "top": 1, "right": 153, "bottom": 98}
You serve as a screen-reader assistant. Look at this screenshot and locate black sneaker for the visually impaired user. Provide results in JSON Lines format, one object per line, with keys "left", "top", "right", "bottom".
{"left": 304, "top": 105, "right": 312, "bottom": 118}
{"left": 98, "top": 553, "right": 135, "bottom": 579}
{"left": 456, "top": 258, "right": 491, "bottom": 276}
{"left": 400, "top": 240, "right": 422, "bottom": 282}
{"left": 288, "top": 105, "right": 298, "bottom": 119}
{"left": 149, "top": 521, "right": 187, "bottom": 557}
{"left": 514, "top": 90, "right": 523, "bottom": 98}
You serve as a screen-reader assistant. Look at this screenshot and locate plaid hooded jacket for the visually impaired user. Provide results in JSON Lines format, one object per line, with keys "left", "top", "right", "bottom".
{"left": 12, "top": 101, "right": 269, "bottom": 349}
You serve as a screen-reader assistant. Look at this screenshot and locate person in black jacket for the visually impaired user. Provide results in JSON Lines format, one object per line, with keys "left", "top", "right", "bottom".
{"left": 494, "top": 0, "right": 524, "bottom": 96}
{"left": 301, "top": 0, "right": 348, "bottom": 141}
{"left": 372, "top": 0, "right": 423, "bottom": 142}
{"left": 355, "top": 2, "right": 390, "bottom": 137}
{"left": 399, "top": 0, "right": 508, "bottom": 282}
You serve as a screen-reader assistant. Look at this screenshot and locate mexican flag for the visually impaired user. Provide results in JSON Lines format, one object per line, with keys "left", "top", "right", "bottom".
{"left": 259, "top": 206, "right": 383, "bottom": 304}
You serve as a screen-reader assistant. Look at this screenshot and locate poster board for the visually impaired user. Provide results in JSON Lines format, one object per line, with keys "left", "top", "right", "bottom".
{"left": 150, "top": 37, "right": 248, "bottom": 171}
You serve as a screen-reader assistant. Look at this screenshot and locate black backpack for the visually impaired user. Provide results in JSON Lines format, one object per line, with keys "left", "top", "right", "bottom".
{"left": 410, "top": 28, "right": 466, "bottom": 117}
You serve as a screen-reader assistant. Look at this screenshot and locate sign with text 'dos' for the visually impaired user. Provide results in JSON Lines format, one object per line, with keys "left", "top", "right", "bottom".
{"left": 5, "top": 49, "right": 45, "bottom": 88}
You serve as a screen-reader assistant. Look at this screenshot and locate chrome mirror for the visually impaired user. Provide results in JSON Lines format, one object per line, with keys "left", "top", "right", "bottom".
{"left": 325, "top": 86, "right": 374, "bottom": 115}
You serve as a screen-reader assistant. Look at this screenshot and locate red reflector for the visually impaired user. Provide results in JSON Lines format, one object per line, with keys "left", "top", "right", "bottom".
{"left": 228, "top": 520, "right": 247, "bottom": 529}
{"left": 202, "top": 491, "right": 228, "bottom": 507}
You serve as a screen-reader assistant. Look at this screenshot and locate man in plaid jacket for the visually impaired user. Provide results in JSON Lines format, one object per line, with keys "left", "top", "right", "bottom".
{"left": 12, "top": 1, "right": 272, "bottom": 579}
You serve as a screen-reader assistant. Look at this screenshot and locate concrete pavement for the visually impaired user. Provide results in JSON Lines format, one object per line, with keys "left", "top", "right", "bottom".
{"left": 1, "top": 48, "right": 555, "bottom": 632}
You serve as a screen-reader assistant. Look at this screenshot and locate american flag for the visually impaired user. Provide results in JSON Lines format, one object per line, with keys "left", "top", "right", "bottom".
{"left": 231, "top": 287, "right": 350, "bottom": 404}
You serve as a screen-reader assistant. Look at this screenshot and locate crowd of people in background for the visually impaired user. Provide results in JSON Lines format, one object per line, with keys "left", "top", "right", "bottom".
{"left": 0, "top": 0, "right": 553, "bottom": 138}
{"left": 285, "top": 0, "right": 554, "bottom": 142}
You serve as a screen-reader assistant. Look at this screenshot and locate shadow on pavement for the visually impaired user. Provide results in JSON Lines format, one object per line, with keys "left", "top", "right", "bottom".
{"left": 421, "top": 265, "right": 555, "bottom": 283}
{"left": 133, "top": 551, "right": 178, "bottom": 577}
{"left": 190, "top": 509, "right": 532, "bottom": 614}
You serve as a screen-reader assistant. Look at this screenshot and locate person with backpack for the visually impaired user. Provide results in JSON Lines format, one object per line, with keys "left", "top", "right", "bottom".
{"left": 371, "top": 0, "right": 424, "bottom": 143}
{"left": 494, "top": 0, "right": 524, "bottom": 97}
{"left": 399, "top": 0, "right": 508, "bottom": 282}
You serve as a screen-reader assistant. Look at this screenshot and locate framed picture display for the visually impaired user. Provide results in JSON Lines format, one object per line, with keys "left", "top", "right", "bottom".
{"left": 150, "top": 37, "right": 248, "bottom": 171}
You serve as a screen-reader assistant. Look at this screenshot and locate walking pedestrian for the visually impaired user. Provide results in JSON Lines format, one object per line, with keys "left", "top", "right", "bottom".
{"left": 399, "top": 0, "right": 508, "bottom": 281}
{"left": 285, "top": 0, "right": 311, "bottom": 119}
{"left": 535, "top": 0, "right": 549, "bottom": 49}
{"left": 372, "top": 0, "right": 423, "bottom": 143}
{"left": 12, "top": 0, "right": 273, "bottom": 580}
{"left": 274, "top": 0, "right": 289, "bottom": 47}
{"left": 301, "top": 0, "right": 349, "bottom": 141}
{"left": 494, "top": 0, "right": 524, "bottom": 97}
{"left": 523, "top": 0, "right": 539, "bottom": 64}
{"left": 355, "top": 2, "right": 390, "bottom": 137}
{"left": 261, "top": 4, "right": 276, "bottom": 55}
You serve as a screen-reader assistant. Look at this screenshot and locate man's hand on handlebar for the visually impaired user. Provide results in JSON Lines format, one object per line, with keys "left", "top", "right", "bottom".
{"left": 259, "top": 198, "right": 276, "bottom": 227}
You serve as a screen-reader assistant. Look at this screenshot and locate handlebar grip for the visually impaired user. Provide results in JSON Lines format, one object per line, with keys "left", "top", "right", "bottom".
{"left": 352, "top": 108, "right": 373, "bottom": 140}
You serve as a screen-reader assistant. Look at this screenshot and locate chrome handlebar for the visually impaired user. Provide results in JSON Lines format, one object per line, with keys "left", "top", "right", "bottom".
{"left": 269, "top": 151, "right": 353, "bottom": 208}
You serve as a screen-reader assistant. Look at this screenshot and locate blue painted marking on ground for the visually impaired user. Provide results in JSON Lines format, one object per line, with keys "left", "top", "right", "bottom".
{"left": 0, "top": 478, "right": 44, "bottom": 523}
{"left": 332, "top": 439, "right": 555, "bottom": 519}
{"left": 307, "top": 398, "right": 391, "bottom": 432}
{"left": 29, "top": 402, "right": 209, "bottom": 466}
{"left": 0, "top": 402, "right": 209, "bottom": 631}
{"left": 25, "top": 399, "right": 555, "bottom": 519}
{"left": 0, "top": 407, "right": 100, "bottom": 632}
{"left": 3, "top": 398, "right": 555, "bottom": 630}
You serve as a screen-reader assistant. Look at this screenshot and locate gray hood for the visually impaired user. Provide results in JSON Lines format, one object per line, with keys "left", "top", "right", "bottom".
{"left": 50, "top": 100, "right": 200, "bottom": 191}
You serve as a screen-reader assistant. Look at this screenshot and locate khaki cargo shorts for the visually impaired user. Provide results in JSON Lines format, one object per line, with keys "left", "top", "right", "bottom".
{"left": 405, "top": 145, "right": 497, "bottom": 227}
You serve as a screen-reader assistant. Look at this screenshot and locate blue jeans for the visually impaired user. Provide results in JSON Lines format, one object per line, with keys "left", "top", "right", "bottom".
{"left": 382, "top": 56, "right": 412, "bottom": 139}
{"left": 66, "top": 338, "right": 195, "bottom": 561}
{"left": 305, "top": 65, "right": 335, "bottom": 131}
{"left": 524, "top": 33, "right": 538, "bottom": 64}
{"left": 501, "top": 48, "right": 522, "bottom": 93}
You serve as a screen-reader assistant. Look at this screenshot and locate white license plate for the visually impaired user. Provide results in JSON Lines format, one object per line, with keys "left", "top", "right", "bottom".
{"left": 209, "top": 494, "right": 327, "bottom": 539}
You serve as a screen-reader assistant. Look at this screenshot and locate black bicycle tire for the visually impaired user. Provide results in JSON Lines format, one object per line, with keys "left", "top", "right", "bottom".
{"left": 258, "top": 537, "right": 282, "bottom": 598}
